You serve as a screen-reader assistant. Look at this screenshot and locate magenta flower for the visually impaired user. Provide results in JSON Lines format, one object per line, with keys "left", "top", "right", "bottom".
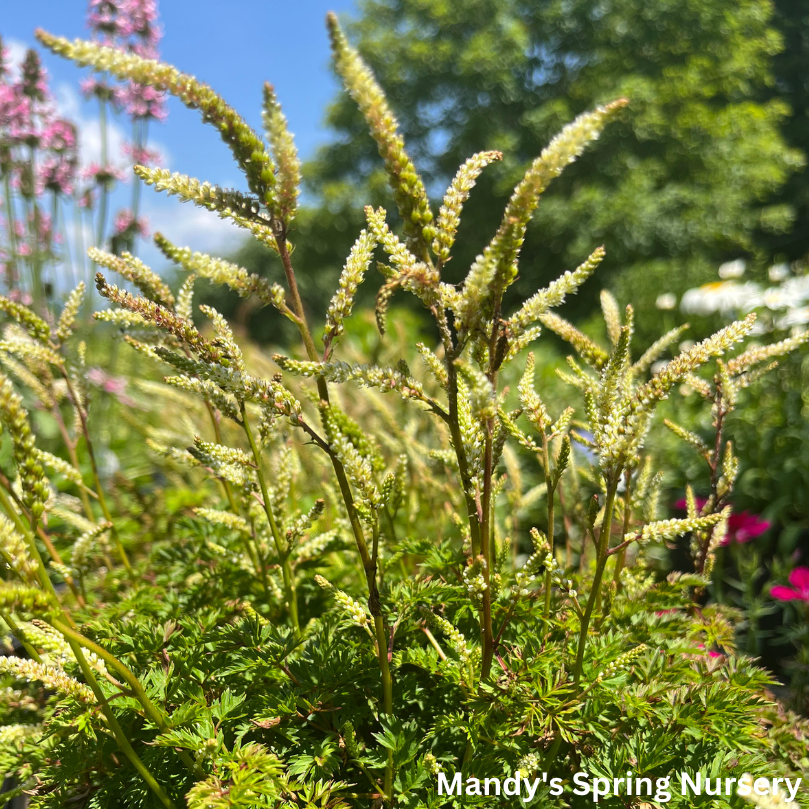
{"left": 7, "top": 290, "right": 33, "bottom": 305}
{"left": 674, "top": 496, "right": 771, "bottom": 545}
{"left": 771, "top": 568, "right": 809, "bottom": 603}
{"left": 727, "top": 511, "right": 771, "bottom": 544}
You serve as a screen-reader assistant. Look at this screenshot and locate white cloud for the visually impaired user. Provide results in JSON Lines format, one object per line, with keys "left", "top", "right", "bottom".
{"left": 139, "top": 201, "right": 244, "bottom": 268}
{"left": 4, "top": 38, "right": 27, "bottom": 80}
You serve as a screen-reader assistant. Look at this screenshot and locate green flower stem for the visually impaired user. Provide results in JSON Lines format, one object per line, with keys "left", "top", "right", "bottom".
{"left": 479, "top": 424, "right": 496, "bottom": 680}
{"left": 543, "top": 434, "right": 555, "bottom": 619}
{"left": 445, "top": 360, "right": 482, "bottom": 556}
{"left": 374, "top": 613, "right": 394, "bottom": 802}
{"left": 0, "top": 608, "right": 44, "bottom": 664}
{"left": 130, "top": 118, "right": 148, "bottom": 254}
{"left": 67, "top": 634, "right": 178, "bottom": 809}
{"left": 28, "top": 148, "right": 46, "bottom": 315}
{"left": 479, "top": 306, "right": 507, "bottom": 682}
{"left": 240, "top": 401, "right": 298, "bottom": 633}
{"left": 56, "top": 196, "right": 79, "bottom": 289}
{"left": 202, "top": 399, "right": 266, "bottom": 589}
{"left": 611, "top": 470, "right": 633, "bottom": 589}
{"left": 353, "top": 757, "right": 386, "bottom": 801}
{"left": 49, "top": 616, "right": 201, "bottom": 775}
{"left": 2, "top": 172, "right": 19, "bottom": 291}
{"left": 96, "top": 99, "right": 109, "bottom": 248}
{"left": 573, "top": 472, "right": 620, "bottom": 688}
{"left": 75, "top": 190, "right": 91, "bottom": 319}
{"left": 276, "top": 234, "right": 394, "bottom": 803}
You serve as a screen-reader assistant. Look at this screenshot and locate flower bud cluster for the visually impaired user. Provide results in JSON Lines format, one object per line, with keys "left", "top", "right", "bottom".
{"left": 37, "top": 32, "right": 276, "bottom": 208}
{"left": 463, "top": 556, "right": 488, "bottom": 603}
{"left": 54, "top": 283, "right": 86, "bottom": 343}
{"left": 0, "top": 298, "right": 51, "bottom": 344}
{"left": 0, "top": 514, "right": 38, "bottom": 583}
{"left": 510, "top": 247, "right": 605, "bottom": 339}
{"left": 155, "top": 233, "right": 283, "bottom": 306}
{"left": 71, "top": 522, "right": 113, "bottom": 573}
{"left": 596, "top": 644, "right": 648, "bottom": 683}
{"left": 262, "top": 82, "right": 300, "bottom": 225}
{"left": 324, "top": 229, "right": 376, "bottom": 351}
{"left": 0, "top": 374, "right": 49, "bottom": 516}
{"left": 432, "top": 151, "right": 502, "bottom": 262}
{"left": 315, "top": 575, "right": 369, "bottom": 628}
{"left": 327, "top": 15, "right": 434, "bottom": 249}
{"left": 423, "top": 609, "right": 471, "bottom": 666}
{"left": 195, "top": 508, "right": 250, "bottom": 535}
{"left": 133, "top": 167, "right": 279, "bottom": 250}
{"left": 89, "top": 247, "right": 174, "bottom": 308}
{"left": 0, "top": 655, "right": 94, "bottom": 702}
{"left": 423, "top": 752, "right": 442, "bottom": 775}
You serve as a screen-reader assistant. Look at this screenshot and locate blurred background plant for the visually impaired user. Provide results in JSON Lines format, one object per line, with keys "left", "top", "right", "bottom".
{"left": 647, "top": 255, "right": 809, "bottom": 714}
{"left": 0, "top": 0, "right": 166, "bottom": 324}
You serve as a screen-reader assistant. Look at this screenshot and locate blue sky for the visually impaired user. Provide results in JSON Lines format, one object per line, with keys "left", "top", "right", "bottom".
{"left": 2, "top": 0, "right": 356, "bottom": 264}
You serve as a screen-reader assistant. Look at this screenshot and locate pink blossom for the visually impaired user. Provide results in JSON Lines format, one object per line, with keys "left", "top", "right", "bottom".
{"left": 20, "top": 50, "right": 49, "bottom": 102}
{"left": 119, "top": 81, "right": 167, "bottom": 121}
{"left": 124, "top": 1, "right": 161, "bottom": 53}
{"left": 80, "top": 76, "right": 120, "bottom": 105}
{"left": 728, "top": 512, "right": 771, "bottom": 544}
{"left": 80, "top": 162, "right": 127, "bottom": 186}
{"left": 84, "top": 0, "right": 167, "bottom": 122}
{"left": 122, "top": 141, "right": 161, "bottom": 166}
{"left": 38, "top": 156, "right": 76, "bottom": 196}
{"left": 42, "top": 119, "right": 77, "bottom": 153}
{"left": 87, "top": 0, "right": 129, "bottom": 39}
{"left": 7, "top": 290, "right": 33, "bottom": 305}
{"left": 78, "top": 188, "right": 97, "bottom": 209}
{"left": 86, "top": 366, "right": 138, "bottom": 407}
{"left": 771, "top": 567, "right": 809, "bottom": 603}
{"left": 695, "top": 642, "right": 725, "bottom": 660}
{"left": 113, "top": 208, "right": 149, "bottom": 237}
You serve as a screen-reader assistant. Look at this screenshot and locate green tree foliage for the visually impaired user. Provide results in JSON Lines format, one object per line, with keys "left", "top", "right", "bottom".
{"left": 758, "top": 0, "right": 809, "bottom": 261}
{"left": 234, "top": 0, "right": 800, "bottom": 344}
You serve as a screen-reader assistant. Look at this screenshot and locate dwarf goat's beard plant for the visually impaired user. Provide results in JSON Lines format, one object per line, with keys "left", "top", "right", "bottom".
{"left": 0, "top": 14, "right": 806, "bottom": 809}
